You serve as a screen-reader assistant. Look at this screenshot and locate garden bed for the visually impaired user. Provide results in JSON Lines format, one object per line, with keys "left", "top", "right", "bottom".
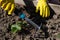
{"left": 0, "top": 3, "right": 60, "bottom": 40}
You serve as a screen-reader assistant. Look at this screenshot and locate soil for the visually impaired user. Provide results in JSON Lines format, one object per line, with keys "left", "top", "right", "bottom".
{"left": 0, "top": 3, "right": 60, "bottom": 40}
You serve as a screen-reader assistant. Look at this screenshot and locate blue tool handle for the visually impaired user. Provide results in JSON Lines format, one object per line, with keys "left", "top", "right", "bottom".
{"left": 19, "top": 13, "right": 26, "bottom": 19}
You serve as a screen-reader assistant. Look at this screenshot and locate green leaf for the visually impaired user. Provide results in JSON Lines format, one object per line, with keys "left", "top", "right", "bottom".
{"left": 16, "top": 21, "right": 23, "bottom": 26}
{"left": 11, "top": 24, "right": 21, "bottom": 33}
{"left": 11, "top": 27, "right": 17, "bottom": 33}
{"left": 22, "top": 21, "right": 27, "bottom": 26}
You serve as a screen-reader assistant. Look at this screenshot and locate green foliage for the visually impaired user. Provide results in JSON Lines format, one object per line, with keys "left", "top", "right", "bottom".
{"left": 23, "top": 21, "right": 27, "bottom": 27}
{"left": 11, "top": 24, "right": 21, "bottom": 33}
{"left": 11, "top": 21, "right": 22, "bottom": 33}
{"left": 11, "top": 21, "right": 27, "bottom": 33}
{"left": 56, "top": 33, "right": 60, "bottom": 38}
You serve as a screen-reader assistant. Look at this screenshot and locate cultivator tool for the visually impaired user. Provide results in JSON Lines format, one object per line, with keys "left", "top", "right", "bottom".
{"left": 25, "top": 17, "right": 42, "bottom": 30}
{"left": 24, "top": 17, "right": 42, "bottom": 30}
{"left": 19, "top": 10, "right": 42, "bottom": 30}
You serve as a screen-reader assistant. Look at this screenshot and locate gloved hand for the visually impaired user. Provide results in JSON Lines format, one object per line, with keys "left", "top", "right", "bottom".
{"left": 0, "top": 0, "right": 15, "bottom": 15}
{"left": 36, "top": 0, "right": 50, "bottom": 18}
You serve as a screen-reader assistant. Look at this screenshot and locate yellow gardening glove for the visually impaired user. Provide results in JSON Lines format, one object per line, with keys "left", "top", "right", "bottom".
{"left": 0, "top": 0, "right": 15, "bottom": 15}
{"left": 36, "top": 0, "right": 50, "bottom": 18}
